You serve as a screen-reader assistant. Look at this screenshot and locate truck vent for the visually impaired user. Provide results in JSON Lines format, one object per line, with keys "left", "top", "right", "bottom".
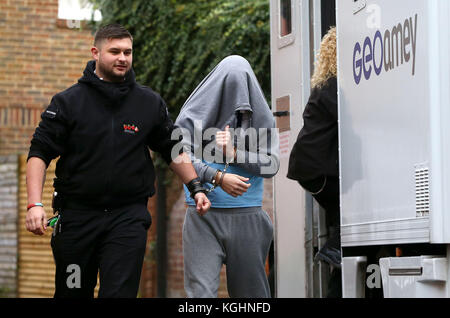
{"left": 415, "top": 167, "right": 430, "bottom": 217}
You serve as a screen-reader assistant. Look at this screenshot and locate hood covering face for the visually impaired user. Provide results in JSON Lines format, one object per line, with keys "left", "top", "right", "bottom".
{"left": 78, "top": 60, "right": 136, "bottom": 102}
{"left": 176, "top": 55, "right": 274, "bottom": 132}
{"left": 175, "top": 55, "right": 279, "bottom": 165}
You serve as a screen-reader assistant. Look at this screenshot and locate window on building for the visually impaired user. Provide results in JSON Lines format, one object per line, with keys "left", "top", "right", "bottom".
{"left": 280, "top": 0, "right": 292, "bottom": 37}
{"left": 58, "top": 0, "right": 102, "bottom": 21}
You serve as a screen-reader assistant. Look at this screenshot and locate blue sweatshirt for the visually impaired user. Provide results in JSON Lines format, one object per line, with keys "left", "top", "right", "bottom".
{"left": 184, "top": 162, "right": 263, "bottom": 208}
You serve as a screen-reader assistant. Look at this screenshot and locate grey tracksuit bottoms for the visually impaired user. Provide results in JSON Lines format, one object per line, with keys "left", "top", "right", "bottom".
{"left": 183, "top": 206, "right": 273, "bottom": 298}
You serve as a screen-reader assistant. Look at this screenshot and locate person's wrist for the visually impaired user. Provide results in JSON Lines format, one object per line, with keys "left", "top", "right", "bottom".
{"left": 27, "top": 202, "right": 43, "bottom": 211}
{"left": 186, "top": 178, "right": 207, "bottom": 199}
{"left": 215, "top": 171, "right": 223, "bottom": 185}
{"left": 219, "top": 171, "right": 226, "bottom": 186}
{"left": 211, "top": 170, "right": 220, "bottom": 184}
{"left": 194, "top": 192, "right": 205, "bottom": 199}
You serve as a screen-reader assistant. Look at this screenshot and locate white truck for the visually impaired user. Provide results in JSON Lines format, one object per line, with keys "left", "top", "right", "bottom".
{"left": 270, "top": 0, "right": 450, "bottom": 297}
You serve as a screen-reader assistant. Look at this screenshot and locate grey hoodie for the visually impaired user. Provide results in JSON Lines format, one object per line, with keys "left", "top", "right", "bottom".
{"left": 175, "top": 55, "right": 280, "bottom": 183}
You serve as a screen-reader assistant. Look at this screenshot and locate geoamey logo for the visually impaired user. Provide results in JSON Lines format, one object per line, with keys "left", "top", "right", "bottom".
{"left": 353, "top": 13, "right": 418, "bottom": 85}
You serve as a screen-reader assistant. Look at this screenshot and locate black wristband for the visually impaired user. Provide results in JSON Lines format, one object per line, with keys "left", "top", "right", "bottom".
{"left": 186, "top": 178, "right": 208, "bottom": 199}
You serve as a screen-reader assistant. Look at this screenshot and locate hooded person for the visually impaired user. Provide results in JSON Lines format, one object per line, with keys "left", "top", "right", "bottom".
{"left": 175, "top": 55, "right": 280, "bottom": 298}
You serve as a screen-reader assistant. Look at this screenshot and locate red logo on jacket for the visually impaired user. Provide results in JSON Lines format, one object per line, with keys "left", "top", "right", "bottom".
{"left": 123, "top": 124, "right": 139, "bottom": 134}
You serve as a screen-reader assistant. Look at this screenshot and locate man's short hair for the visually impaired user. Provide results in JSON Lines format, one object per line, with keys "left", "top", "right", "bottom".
{"left": 94, "top": 23, "right": 133, "bottom": 47}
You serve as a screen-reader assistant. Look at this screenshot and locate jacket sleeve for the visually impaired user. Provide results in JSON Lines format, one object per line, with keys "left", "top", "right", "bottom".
{"left": 27, "top": 96, "right": 70, "bottom": 167}
{"left": 146, "top": 98, "right": 181, "bottom": 165}
{"left": 233, "top": 116, "right": 280, "bottom": 178}
{"left": 321, "top": 77, "right": 338, "bottom": 121}
{"left": 189, "top": 153, "right": 218, "bottom": 184}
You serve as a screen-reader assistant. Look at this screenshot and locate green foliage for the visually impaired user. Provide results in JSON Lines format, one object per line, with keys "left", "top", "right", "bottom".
{"left": 90, "top": 0, "right": 270, "bottom": 118}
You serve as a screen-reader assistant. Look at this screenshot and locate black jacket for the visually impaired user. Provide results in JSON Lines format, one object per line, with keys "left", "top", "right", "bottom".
{"left": 287, "top": 77, "right": 338, "bottom": 182}
{"left": 28, "top": 60, "right": 178, "bottom": 208}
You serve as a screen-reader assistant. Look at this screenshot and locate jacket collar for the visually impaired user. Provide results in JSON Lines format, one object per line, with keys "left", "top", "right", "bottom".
{"left": 78, "top": 60, "right": 136, "bottom": 102}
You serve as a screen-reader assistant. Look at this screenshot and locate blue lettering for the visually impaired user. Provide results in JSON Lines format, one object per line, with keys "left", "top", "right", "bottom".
{"left": 352, "top": 14, "right": 417, "bottom": 84}
{"left": 373, "top": 31, "right": 383, "bottom": 75}
{"left": 363, "top": 37, "right": 372, "bottom": 80}
{"left": 353, "top": 42, "right": 362, "bottom": 85}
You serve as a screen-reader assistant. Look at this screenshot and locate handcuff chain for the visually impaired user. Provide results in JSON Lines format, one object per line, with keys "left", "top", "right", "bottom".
{"left": 206, "top": 162, "right": 229, "bottom": 194}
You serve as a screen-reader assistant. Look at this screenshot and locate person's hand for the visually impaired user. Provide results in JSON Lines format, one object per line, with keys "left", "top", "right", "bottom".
{"left": 25, "top": 206, "right": 47, "bottom": 236}
{"left": 216, "top": 125, "right": 236, "bottom": 162}
{"left": 217, "top": 172, "right": 251, "bottom": 197}
{"left": 194, "top": 192, "right": 211, "bottom": 216}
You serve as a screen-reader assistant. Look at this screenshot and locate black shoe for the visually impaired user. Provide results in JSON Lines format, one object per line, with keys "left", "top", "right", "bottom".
{"left": 314, "top": 246, "right": 342, "bottom": 269}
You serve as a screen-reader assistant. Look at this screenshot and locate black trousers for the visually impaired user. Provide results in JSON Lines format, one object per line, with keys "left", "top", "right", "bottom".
{"left": 50, "top": 202, "right": 151, "bottom": 298}
{"left": 299, "top": 176, "right": 340, "bottom": 239}
{"left": 299, "top": 176, "right": 342, "bottom": 298}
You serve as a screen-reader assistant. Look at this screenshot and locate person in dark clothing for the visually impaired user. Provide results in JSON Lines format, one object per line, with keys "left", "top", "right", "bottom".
{"left": 25, "top": 24, "right": 210, "bottom": 298}
{"left": 287, "top": 27, "right": 342, "bottom": 298}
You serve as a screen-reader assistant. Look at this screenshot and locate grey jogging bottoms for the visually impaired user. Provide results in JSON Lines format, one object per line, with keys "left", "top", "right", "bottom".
{"left": 183, "top": 206, "right": 273, "bottom": 298}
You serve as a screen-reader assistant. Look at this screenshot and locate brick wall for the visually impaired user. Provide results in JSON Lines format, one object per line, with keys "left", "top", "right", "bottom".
{"left": 0, "top": 155, "right": 18, "bottom": 298}
{"left": 0, "top": 0, "right": 94, "bottom": 155}
{"left": 166, "top": 178, "right": 274, "bottom": 298}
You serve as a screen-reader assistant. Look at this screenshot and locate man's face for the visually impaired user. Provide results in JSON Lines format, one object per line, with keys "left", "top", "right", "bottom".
{"left": 91, "top": 37, "right": 133, "bottom": 82}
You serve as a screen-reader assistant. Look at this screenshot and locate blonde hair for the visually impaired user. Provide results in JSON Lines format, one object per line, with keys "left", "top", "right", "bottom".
{"left": 311, "top": 26, "right": 337, "bottom": 89}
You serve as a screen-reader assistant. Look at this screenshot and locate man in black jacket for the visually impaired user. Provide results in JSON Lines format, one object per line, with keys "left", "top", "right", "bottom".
{"left": 25, "top": 24, "right": 210, "bottom": 298}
